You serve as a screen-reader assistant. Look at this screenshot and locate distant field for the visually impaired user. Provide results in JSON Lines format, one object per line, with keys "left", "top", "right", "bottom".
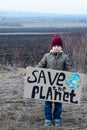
{"left": 0, "top": 26, "right": 87, "bottom": 34}
{"left": 22, "top": 22, "right": 87, "bottom": 28}
{"left": 0, "top": 22, "right": 87, "bottom": 33}
{"left": 1, "top": 22, "right": 87, "bottom": 28}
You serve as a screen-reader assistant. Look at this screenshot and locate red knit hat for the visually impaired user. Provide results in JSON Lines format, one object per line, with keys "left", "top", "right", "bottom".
{"left": 51, "top": 35, "right": 63, "bottom": 48}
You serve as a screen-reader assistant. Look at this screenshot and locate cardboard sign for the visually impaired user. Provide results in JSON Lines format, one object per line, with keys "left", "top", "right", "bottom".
{"left": 24, "top": 67, "right": 83, "bottom": 105}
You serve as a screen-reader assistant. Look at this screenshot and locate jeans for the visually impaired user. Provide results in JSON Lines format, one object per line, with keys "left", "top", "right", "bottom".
{"left": 45, "top": 101, "right": 62, "bottom": 120}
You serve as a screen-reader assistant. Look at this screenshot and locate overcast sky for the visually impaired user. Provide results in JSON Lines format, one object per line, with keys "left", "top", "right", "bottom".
{"left": 0, "top": 0, "right": 87, "bottom": 15}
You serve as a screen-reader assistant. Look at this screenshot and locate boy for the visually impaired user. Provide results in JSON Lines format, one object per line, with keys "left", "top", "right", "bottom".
{"left": 37, "top": 34, "right": 75, "bottom": 126}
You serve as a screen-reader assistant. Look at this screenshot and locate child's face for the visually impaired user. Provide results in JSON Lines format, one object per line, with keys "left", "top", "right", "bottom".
{"left": 52, "top": 45, "right": 62, "bottom": 52}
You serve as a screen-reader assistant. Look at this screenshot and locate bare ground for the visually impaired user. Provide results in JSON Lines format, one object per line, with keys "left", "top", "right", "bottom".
{"left": 0, "top": 66, "right": 87, "bottom": 130}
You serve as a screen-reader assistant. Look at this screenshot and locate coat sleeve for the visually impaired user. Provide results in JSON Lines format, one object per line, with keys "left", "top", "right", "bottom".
{"left": 36, "top": 54, "right": 47, "bottom": 68}
{"left": 64, "top": 55, "right": 76, "bottom": 72}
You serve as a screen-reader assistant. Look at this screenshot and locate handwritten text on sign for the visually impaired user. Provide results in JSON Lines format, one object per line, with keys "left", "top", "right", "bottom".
{"left": 24, "top": 67, "right": 82, "bottom": 104}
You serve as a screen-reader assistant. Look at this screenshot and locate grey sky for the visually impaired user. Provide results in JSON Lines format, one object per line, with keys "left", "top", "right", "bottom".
{"left": 0, "top": 0, "right": 87, "bottom": 15}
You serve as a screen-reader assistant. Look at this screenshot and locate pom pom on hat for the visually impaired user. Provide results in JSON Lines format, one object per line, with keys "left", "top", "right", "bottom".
{"left": 51, "top": 35, "right": 63, "bottom": 48}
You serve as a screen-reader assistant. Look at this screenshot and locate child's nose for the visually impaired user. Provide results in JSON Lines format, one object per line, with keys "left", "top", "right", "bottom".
{"left": 55, "top": 45, "right": 59, "bottom": 48}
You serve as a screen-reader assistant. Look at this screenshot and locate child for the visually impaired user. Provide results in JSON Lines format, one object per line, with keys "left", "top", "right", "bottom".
{"left": 37, "top": 34, "right": 75, "bottom": 126}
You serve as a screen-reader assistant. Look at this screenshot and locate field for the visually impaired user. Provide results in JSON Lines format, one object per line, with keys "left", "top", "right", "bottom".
{"left": 1, "top": 25, "right": 87, "bottom": 33}
{"left": 0, "top": 28, "right": 87, "bottom": 73}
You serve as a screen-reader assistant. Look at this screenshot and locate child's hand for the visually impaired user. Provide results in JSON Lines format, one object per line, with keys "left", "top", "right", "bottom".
{"left": 20, "top": 68, "right": 27, "bottom": 76}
